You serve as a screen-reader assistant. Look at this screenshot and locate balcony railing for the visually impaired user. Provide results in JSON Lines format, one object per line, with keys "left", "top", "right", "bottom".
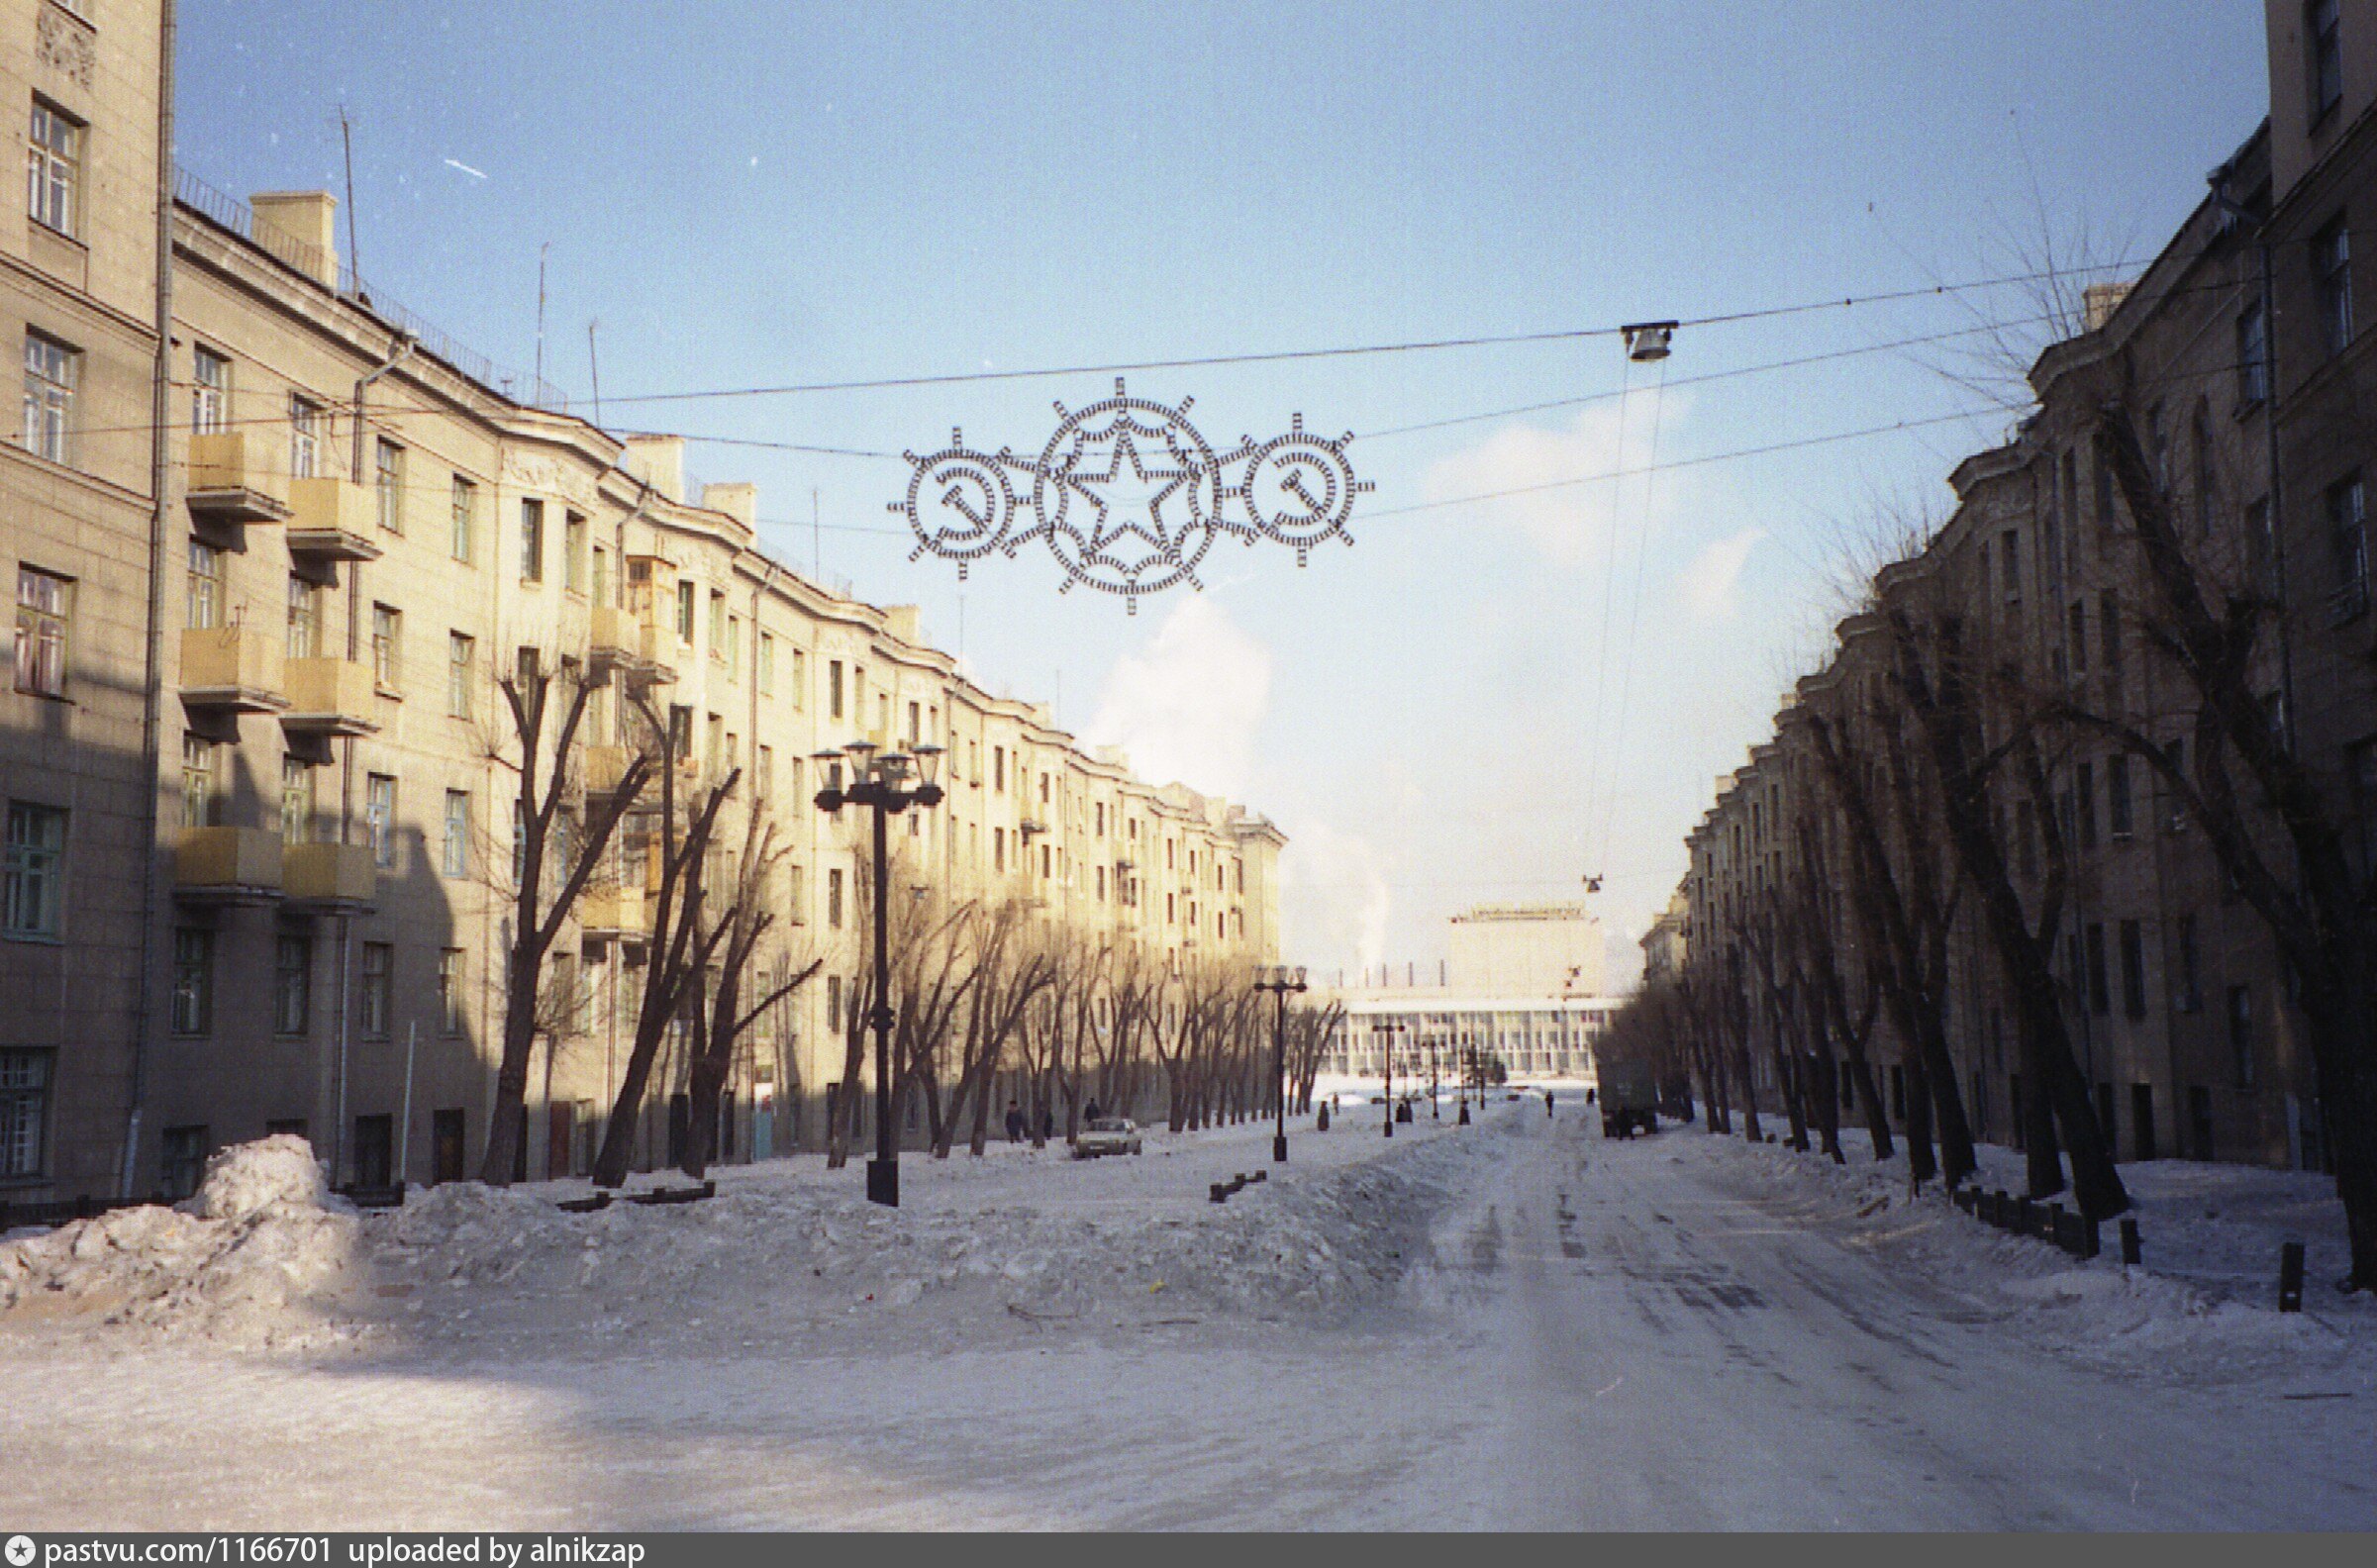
{"left": 172, "top": 826, "right": 283, "bottom": 903}
{"left": 285, "top": 477, "right": 383, "bottom": 563}
{"left": 579, "top": 888, "right": 647, "bottom": 938}
{"left": 280, "top": 657, "right": 380, "bottom": 737}
{"left": 284, "top": 841, "right": 376, "bottom": 911}
{"left": 185, "top": 430, "right": 292, "bottom": 524}
{"left": 179, "top": 625, "right": 287, "bottom": 714}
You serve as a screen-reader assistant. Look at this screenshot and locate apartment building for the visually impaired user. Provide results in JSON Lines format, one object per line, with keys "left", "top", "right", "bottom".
{"left": 1675, "top": 0, "right": 2377, "bottom": 1173}
{"left": 0, "top": 0, "right": 1283, "bottom": 1203}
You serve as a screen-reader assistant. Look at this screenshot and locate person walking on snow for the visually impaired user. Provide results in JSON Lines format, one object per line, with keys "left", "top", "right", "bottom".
{"left": 1004, "top": 1101, "right": 1025, "bottom": 1143}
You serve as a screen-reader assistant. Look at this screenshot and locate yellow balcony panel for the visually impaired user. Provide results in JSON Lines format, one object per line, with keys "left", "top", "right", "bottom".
{"left": 284, "top": 840, "right": 376, "bottom": 911}
{"left": 590, "top": 605, "right": 674, "bottom": 684}
{"left": 280, "top": 657, "right": 380, "bottom": 737}
{"left": 583, "top": 743, "right": 653, "bottom": 798}
{"left": 173, "top": 827, "right": 284, "bottom": 904}
{"left": 179, "top": 626, "right": 288, "bottom": 714}
{"left": 186, "top": 431, "right": 292, "bottom": 524}
{"left": 579, "top": 888, "right": 647, "bottom": 939}
{"left": 284, "top": 477, "right": 384, "bottom": 563}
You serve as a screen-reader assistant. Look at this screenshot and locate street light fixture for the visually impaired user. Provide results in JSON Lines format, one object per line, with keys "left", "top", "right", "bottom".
{"left": 1252, "top": 963, "right": 1308, "bottom": 1163}
{"left": 813, "top": 738, "right": 944, "bottom": 1208}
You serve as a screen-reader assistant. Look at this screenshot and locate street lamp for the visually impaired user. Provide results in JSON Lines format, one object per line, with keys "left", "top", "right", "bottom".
{"left": 1428, "top": 1031, "right": 1440, "bottom": 1120}
{"left": 813, "top": 739, "right": 944, "bottom": 1208}
{"left": 1253, "top": 963, "right": 1308, "bottom": 1163}
{"left": 1378, "top": 1019, "right": 1405, "bottom": 1138}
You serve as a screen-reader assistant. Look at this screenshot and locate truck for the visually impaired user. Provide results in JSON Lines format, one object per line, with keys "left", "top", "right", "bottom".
{"left": 1599, "top": 1059, "right": 1658, "bottom": 1138}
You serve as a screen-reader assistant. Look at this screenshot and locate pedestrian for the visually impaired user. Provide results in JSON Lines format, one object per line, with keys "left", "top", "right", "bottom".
{"left": 1546, "top": 1091, "right": 1556, "bottom": 1118}
{"left": 1040, "top": 1105, "right": 1055, "bottom": 1140}
{"left": 1084, "top": 1097, "right": 1103, "bottom": 1123}
{"left": 1004, "top": 1100, "right": 1025, "bottom": 1143}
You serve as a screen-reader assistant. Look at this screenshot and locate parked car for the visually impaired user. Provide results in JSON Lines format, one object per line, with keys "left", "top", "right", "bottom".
{"left": 1073, "top": 1117, "right": 1143, "bottom": 1158}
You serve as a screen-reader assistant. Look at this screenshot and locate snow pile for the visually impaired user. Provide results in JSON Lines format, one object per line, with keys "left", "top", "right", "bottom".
{"left": 1694, "top": 1127, "right": 2373, "bottom": 1382}
{"left": 0, "top": 1136, "right": 358, "bottom": 1347}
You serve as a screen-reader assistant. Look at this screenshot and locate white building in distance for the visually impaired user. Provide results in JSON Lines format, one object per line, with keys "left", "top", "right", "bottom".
{"left": 1318, "top": 903, "right": 1614, "bottom": 1089}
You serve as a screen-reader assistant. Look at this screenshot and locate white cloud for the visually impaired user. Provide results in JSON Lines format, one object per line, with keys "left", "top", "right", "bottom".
{"left": 1421, "top": 393, "right": 1692, "bottom": 567}
{"left": 1083, "top": 597, "right": 1271, "bottom": 800}
{"left": 1678, "top": 527, "right": 1766, "bottom": 623}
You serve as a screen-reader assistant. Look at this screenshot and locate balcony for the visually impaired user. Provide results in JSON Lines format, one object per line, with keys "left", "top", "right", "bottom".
{"left": 579, "top": 887, "right": 647, "bottom": 939}
{"left": 284, "top": 841, "right": 376, "bottom": 912}
{"left": 179, "top": 625, "right": 288, "bottom": 715}
{"left": 284, "top": 477, "right": 383, "bottom": 563}
{"left": 185, "top": 431, "right": 292, "bottom": 524}
{"left": 173, "top": 827, "right": 283, "bottom": 904}
{"left": 583, "top": 742, "right": 656, "bottom": 800}
{"left": 590, "top": 606, "right": 673, "bottom": 683}
{"left": 280, "top": 657, "right": 380, "bottom": 737}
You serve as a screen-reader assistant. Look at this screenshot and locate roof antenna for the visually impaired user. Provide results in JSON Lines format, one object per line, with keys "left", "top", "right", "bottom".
{"left": 587, "top": 318, "right": 602, "bottom": 428}
{"left": 338, "top": 105, "right": 362, "bottom": 300}
{"left": 533, "top": 241, "right": 549, "bottom": 395}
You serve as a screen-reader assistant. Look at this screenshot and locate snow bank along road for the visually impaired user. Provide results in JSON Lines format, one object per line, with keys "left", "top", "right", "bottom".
{"left": 2, "top": 1104, "right": 2371, "bottom": 1529}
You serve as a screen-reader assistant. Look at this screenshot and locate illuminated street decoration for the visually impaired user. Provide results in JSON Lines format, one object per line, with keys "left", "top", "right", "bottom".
{"left": 891, "top": 379, "right": 1370, "bottom": 611}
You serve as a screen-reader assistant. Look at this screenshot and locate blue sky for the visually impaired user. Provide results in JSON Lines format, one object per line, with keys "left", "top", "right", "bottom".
{"left": 178, "top": 2, "right": 2272, "bottom": 983}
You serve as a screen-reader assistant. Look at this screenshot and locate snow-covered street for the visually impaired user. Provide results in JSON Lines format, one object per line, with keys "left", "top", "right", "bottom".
{"left": 4, "top": 1105, "right": 2372, "bottom": 1529}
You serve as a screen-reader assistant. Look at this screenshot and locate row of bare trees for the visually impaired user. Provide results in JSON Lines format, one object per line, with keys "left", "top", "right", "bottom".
{"left": 1606, "top": 343, "right": 2377, "bottom": 1288}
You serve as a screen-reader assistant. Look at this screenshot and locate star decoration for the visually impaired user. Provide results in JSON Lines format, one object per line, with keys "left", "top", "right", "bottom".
{"left": 1057, "top": 429, "right": 1195, "bottom": 570}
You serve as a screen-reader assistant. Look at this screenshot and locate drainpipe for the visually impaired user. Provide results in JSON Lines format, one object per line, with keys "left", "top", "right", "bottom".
{"left": 330, "top": 329, "right": 415, "bottom": 1185}
{"left": 123, "top": 0, "right": 178, "bottom": 1200}
{"left": 604, "top": 475, "right": 653, "bottom": 1143}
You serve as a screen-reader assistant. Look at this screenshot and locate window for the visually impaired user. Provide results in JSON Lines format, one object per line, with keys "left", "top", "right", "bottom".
{"left": 2108, "top": 754, "right": 2133, "bottom": 838}
{"left": 829, "top": 659, "right": 844, "bottom": 718}
{"left": 994, "top": 745, "right": 1006, "bottom": 793}
{"left": 159, "top": 1127, "right": 210, "bottom": 1203}
{"left": 2330, "top": 472, "right": 2368, "bottom": 624}
{"left": 2191, "top": 407, "right": 2216, "bottom": 536}
{"left": 21, "top": 332, "right": 74, "bottom": 463}
{"left": 280, "top": 756, "right": 314, "bottom": 846}
{"left": 563, "top": 513, "right": 586, "bottom": 593}
{"left": 756, "top": 744, "right": 773, "bottom": 802}
{"left": 708, "top": 590, "right": 727, "bottom": 658}
{"left": 449, "top": 476, "right": 477, "bottom": 563}
{"left": 675, "top": 579, "right": 696, "bottom": 641}
{"left": 0, "top": 1048, "right": 51, "bottom": 1178}
{"left": 2315, "top": 215, "right": 2353, "bottom": 358}
{"left": 2100, "top": 590, "right": 2122, "bottom": 672}
{"left": 2093, "top": 437, "right": 2117, "bottom": 536}
{"left": 791, "top": 647, "right": 806, "bottom": 709}
{"left": 186, "top": 539, "right": 221, "bottom": 630}
{"left": 726, "top": 616, "right": 742, "bottom": 681}
{"left": 285, "top": 574, "right": 320, "bottom": 660}
{"left": 758, "top": 633, "right": 775, "bottom": 695}
{"left": 273, "top": 933, "right": 312, "bottom": 1035}
{"left": 447, "top": 633, "right": 474, "bottom": 719}
{"left": 170, "top": 929, "right": 214, "bottom": 1035}
{"left": 437, "top": 948, "right": 464, "bottom": 1034}
{"left": 2068, "top": 601, "right": 2088, "bottom": 673}
{"left": 3, "top": 802, "right": 65, "bottom": 936}
{"left": 374, "top": 440, "right": 405, "bottom": 534}
{"left": 179, "top": 735, "right": 217, "bottom": 830}
{"left": 371, "top": 604, "right": 402, "bottom": 687}
{"left": 2000, "top": 530, "right": 2021, "bottom": 602}
{"left": 360, "top": 942, "right": 392, "bottom": 1039}
{"left": 14, "top": 566, "right": 71, "bottom": 696}
{"left": 993, "top": 827, "right": 1006, "bottom": 872}
{"left": 827, "top": 974, "right": 842, "bottom": 1032}
{"left": 366, "top": 773, "right": 396, "bottom": 867}
{"left": 2309, "top": 0, "right": 2343, "bottom": 123}
{"left": 192, "top": 347, "right": 230, "bottom": 434}
{"left": 2119, "top": 919, "right": 2147, "bottom": 1021}
{"left": 289, "top": 396, "right": 321, "bottom": 479}
{"left": 2237, "top": 301, "right": 2269, "bottom": 406}
{"left": 26, "top": 99, "right": 79, "bottom": 235}
{"left": 520, "top": 499, "right": 545, "bottom": 583}
{"left": 2228, "top": 983, "right": 2256, "bottom": 1089}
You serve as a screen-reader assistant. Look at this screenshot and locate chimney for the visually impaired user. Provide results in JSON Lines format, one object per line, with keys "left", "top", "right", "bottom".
{"left": 701, "top": 481, "right": 756, "bottom": 531}
{"left": 248, "top": 191, "right": 339, "bottom": 288}
{"left": 2082, "top": 282, "right": 2132, "bottom": 333}
{"left": 882, "top": 606, "right": 922, "bottom": 644}
{"left": 620, "top": 435, "right": 684, "bottom": 503}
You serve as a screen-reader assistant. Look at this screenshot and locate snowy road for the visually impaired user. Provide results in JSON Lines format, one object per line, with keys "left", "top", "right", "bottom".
{"left": 4, "top": 1106, "right": 2371, "bottom": 1529}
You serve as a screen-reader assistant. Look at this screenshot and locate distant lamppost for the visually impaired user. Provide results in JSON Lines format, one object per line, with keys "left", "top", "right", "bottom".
{"left": 1253, "top": 963, "right": 1308, "bottom": 1163}
{"left": 1379, "top": 1020, "right": 1405, "bottom": 1138}
{"left": 813, "top": 739, "right": 944, "bottom": 1209}
{"left": 1428, "top": 1032, "right": 1440, "bottom": 1120}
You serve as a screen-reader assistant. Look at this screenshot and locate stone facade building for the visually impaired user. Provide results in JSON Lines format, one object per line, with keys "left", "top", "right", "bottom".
{"left": 0, "top": 0, "right": 1283, "bottom": 1203}
{"left": 1672, "top": 1, "right": 2377, "bottom": 1174}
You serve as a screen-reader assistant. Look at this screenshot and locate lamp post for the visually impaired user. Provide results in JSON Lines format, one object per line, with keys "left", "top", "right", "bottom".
{"left": 1379, "top": 1020, "right": 1404, "bottom": 1138}
{"left": 813, "top": 739, "right": 944, "bottom": 1209}
{"left": 1253, "top": 963, "right": 1307, "bottom": 1162}
{"left": 1457, "top": 1037, "right": 1472, "bottom": 1126}
{"left": 1428, "top": 1032, "right": 1440, "bottom": 1120}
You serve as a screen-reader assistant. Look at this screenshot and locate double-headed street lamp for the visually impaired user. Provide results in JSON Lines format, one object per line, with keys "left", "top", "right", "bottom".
{"left": 1252, "top": 963, "right": 1308, "bottom": 1163}
{"left": 813, "top": 739, "right": 944, "bottom": 1209}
